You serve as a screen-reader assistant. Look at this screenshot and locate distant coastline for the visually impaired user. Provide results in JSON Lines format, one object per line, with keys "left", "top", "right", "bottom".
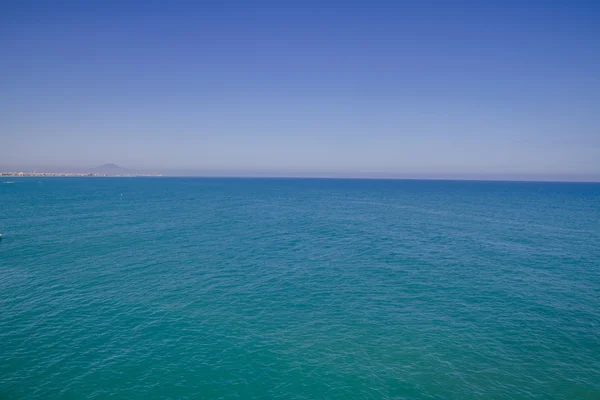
{"left": 1, "top": 172, "right": 161, "bottom": 177}
{"left": 1, "top": 163, "right": 161, "bottom": 177}
{"left": 1, "top": 171, "right": 598, "bottom": 182}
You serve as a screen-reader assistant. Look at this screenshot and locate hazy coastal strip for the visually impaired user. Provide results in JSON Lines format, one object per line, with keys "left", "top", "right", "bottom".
{"left": 1, "top": 172, "right": 161, "bottom": 177}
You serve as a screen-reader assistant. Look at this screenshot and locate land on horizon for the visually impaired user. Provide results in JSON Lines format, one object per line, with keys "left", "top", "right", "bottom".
{"left": 1, "top": 164, "right": 599, "bottom": 183}
{"left": 0, "top": 164, "right": 161, "bottom": 177}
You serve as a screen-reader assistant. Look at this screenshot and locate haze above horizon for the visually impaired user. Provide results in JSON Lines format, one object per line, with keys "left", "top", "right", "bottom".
{"left": 1, "top": 1, "right": 599, "bottom": 181}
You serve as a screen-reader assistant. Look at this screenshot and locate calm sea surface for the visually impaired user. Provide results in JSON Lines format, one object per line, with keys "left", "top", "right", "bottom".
{"left": 1, "top": 178, "right": 599, "bottom": 399}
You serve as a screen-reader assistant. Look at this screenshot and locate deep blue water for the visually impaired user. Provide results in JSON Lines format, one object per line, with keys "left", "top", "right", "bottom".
{"left": 1, "top": 178, "right": 599, "bottom": 399}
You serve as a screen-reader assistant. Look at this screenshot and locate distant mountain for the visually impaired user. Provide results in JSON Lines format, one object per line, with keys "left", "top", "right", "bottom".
{"left": 90, "top": 164, "right": 131, "bottom": 175}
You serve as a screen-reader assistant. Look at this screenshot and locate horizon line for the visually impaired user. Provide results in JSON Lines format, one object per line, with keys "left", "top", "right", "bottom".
{"left": 3, "top": 173, "right": 600, "bottom": 184}
{"left": 2, "top": 164, "right": 599, "bottom": 183}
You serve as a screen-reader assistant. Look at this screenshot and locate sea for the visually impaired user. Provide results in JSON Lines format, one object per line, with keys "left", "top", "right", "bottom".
{"left": 1, "top": 178, "right": 598, "bottom": 399}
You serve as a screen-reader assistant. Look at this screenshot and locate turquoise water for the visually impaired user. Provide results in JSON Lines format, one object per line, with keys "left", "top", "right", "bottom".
{"left": 1, "top": 178, "right": 599, "bottom": 399}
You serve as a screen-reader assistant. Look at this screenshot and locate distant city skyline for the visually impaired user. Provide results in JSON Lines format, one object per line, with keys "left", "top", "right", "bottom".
{"left": 1, "top": 1, "right": 599, "bottom": 181}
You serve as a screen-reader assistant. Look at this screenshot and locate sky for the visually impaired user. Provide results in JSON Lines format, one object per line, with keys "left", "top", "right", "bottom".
{"left": 1, "top": 0, "right": 599, "bottom": 179}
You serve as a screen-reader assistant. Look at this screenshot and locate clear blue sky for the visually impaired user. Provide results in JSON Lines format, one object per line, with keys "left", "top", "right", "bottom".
{"left": 1, "top": 1, "right": 599, "bottom": 179}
